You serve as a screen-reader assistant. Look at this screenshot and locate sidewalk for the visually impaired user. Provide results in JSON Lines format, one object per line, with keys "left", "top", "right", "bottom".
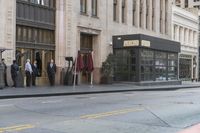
{"left": 0, "top": 81, "right": 200, "bottom": 99}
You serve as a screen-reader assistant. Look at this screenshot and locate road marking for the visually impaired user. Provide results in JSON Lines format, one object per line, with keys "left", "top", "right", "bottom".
{"left": 80, "top": 108, "right": 144, "bottom": 119}
{"left": 0, "top": 124, "right": 35, "bottom": 132}
{"left": 41, "top": 100, "right": 63, "bottom": 104}
{"left": 0, "top": 104, "right": 13, "bottom": 108}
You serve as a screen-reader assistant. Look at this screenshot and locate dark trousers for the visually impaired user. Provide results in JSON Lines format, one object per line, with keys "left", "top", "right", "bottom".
{"left": 4, "top": 73, "right": 8, "bottom": 86}
{"left": 26, "top": 71, "right": 31, "bottom": 87}
{"left": 32, "top": 74, "right": 36, "bottom": 86}
{"left": 48, "top": 74, "right": 55, "bottom": 86}
{"left": 11, "top": 76, "right": 17, "bottom": 87}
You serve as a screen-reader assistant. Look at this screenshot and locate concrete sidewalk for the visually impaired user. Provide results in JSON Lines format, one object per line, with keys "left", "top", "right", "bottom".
{"left": 0, "top": 81, "right": 200, "bottom": 99}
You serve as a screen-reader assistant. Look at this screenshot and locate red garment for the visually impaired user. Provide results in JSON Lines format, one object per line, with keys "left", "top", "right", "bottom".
{"left": 87, "top": 53, "right": 94, "bottom": 72}
{"left": 76, "top": 52, "right": 84, "bottom": 72}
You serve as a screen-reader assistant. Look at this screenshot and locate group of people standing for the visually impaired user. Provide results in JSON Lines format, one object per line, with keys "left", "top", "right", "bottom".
{"left": 2, "top": 59, "right": 57, "bottom": 88}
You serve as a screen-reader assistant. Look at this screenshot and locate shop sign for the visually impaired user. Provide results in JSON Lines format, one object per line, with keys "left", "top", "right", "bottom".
{"left": 123, "top": 40, "right": 139, "bottom": 47}
{"left": 141, "top": 40, "right": 151, "bottom": 47}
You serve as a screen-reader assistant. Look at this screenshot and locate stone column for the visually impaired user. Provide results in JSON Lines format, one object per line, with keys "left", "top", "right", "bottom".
{"left": 147, "top": 0, "right": 152, "bottom": 30}
{"left": 191, "top": 55, "right": 193, "bottom": 80}
{"left": 152, "top": 0, "right": 155, "bottom": 31}
{"left": 185, "top": 29, "right": 189, "bottom": 45}
{"left": 0, "top": 0, "right": 16, "bottom": 65}
{"left": 55, "top": 0, "right": 66, "bottom": 67}
{"left": 180, "top": 27, "right": 184, "bottom": 44}
{"left": 160, "top": 0, "right": 165, "bottom": 34}
{"left": 141, "top": 0, "right": 146, "bottom": 29}
{"left": 135, "top": 0, "right": 140, "bottom": 27}
{"left": 175, "top": 25, "right": 180, "bottom": 41}
{"left": 190, "top": 30, "right": 194, "bottom": 45}
{"left": 154, "top": 0, "right": 160, "bottom": 33}
{"left": 127, "top": 0, "right": 132, "bottom": 26}
{"left": 118, "top": 0, "right": 122, "bottom": 23}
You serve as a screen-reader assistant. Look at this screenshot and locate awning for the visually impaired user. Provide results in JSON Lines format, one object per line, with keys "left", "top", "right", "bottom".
{"left": 113, "top": 34, "right": 181, "bottom": 53}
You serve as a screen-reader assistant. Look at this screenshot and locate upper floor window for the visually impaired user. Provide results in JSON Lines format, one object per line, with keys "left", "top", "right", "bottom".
{"left": 27, "top": 0, "right": 55, "bottom": 8}
{"left": 132, "top": 0, "right": 136, "bottom": 25}
{"left": 80, "top": 0, "right": 87, "bottom": 14}
{"left": 113, "top": 0, "right": 118, "bottom": 21}
{"left": 121, "top": 0, "right": 126, "bottom": 23}
{"left": 92, "top": 0, "right": 98, "bottom": 16}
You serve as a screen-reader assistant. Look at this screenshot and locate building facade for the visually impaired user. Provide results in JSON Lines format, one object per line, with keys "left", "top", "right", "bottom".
{"left": 175, "top": 0, "right": 200, "bottom": 9}
{"left": 56, "top": 0, "right": 173, "bottom": 84}
{"left": 172, "top": 5, "right": 199, "bottom": 80}
{"left": 16, "top": 0, "right": 56, "bottom": 85}
{"left": 113, "top": 34, "right": 180, "bottom": 85}
{"left": 0, "top": 0, "right": 175, "bottom": 85}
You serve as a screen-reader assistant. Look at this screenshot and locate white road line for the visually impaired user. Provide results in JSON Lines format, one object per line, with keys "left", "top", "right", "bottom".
{"left": 0, "top": 104, "right": 13, "bottom": 108}
{"left": 41, "top": 100, "right": 63, "bottom": 104}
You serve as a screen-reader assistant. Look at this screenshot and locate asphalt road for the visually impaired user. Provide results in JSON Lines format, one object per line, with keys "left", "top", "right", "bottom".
{"left": 0, "top": 88, "right": 200, "bottom": 133}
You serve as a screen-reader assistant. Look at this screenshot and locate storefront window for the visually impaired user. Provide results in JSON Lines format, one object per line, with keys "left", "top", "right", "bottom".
{"left": 140, "top": 49, "right": 154, "bottom": 81}
{"left": 168, "top": 53, "right": 178, "bottom": 80}
{"left": 114, "top": 49, "right": 137, "bottom": 81}
{"left": 155, "top": 51, "right": 167, "bottom": 81}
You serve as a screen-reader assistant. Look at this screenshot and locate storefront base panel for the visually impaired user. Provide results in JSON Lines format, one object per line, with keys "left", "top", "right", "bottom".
{"left": 115, "top": 80, "right": 182, "bottom": 86}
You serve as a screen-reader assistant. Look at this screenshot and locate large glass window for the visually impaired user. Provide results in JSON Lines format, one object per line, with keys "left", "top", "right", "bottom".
{"left": 114, "top": 49, "right": 137, "bottom": 81}
{"left": 132, "top": 0, "right": 136, "bottom": 25}
{"left": 80, "top": 0, "right": 87, "bottom": 13}
{"left": 155, "top": 51, "right": 167, "bottom": 81}
{"left": 92, "top": 0, "right": 97, "bottom": 16}
{"left": 16, "top": 25, "right": 55, "bottom": 44}
{"left": 140, "top": 49, "right": 154, "bottom": 81}
{"left": 16, "top": 26, "right": 22, "bottom": 41}
{"left": 121, "top": 0, "right": 126, "bottom": 23}
{"left": 113, "top": 0, "right": 118, "bottom": 21}
{"left": 168, "top": 53, "right": 178, "bottom": 80}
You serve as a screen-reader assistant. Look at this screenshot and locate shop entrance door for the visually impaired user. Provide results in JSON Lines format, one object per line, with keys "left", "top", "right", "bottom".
{"left": 179, "top": 58, "right": 192, "bottom": 80}
{"left": 80, "top": 33, "right": 93, "bottom": 84}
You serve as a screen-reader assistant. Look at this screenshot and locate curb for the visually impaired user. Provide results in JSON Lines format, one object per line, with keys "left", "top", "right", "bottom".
{"left": 0, "top": 85, "right": 200, "bottom": 99}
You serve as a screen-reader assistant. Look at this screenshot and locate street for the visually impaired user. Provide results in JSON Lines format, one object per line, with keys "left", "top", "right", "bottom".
{"left": 0, "top": 88, "right": 200, "bottom": 133}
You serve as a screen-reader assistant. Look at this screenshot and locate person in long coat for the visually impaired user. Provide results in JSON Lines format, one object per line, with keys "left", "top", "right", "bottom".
{"left": 31, "top": 60, "right": 38, "bottom": 86}
{"left": 2, "top": 59, "right": 8, "bottom": 87}
{"left": 47, "top": 59, "right": 56, "bottom": 86}
{"left": 11, "top": 60, "right": 19, "bottom": 87}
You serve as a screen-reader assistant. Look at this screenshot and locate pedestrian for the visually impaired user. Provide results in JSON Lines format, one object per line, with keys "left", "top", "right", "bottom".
{"left": 31, "top": 60, "right": 38, "bottom": 86}
{"left": 2, "top": 59, "right": 8, "bottom": 87}
{"left": 47, "top": 59, "right": 56, "bottom": 86}
{"left": 11, "top": 60, "right": 19, "bottom": 88}
{"left": 25, "top": 59, "right": 32, "bottom": 87}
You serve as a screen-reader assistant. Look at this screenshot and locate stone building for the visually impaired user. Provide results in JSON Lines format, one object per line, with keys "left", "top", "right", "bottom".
{"left": 172, "top": 5, "right": 199, "bottom": 81}
{"left": 175, "top": 0, "right": 200, "bottom": 9}
{"left": 0, "top": 0, "right": 175, "bottom": 85}
{"left": 57, "top": 0, "right": 174, "bottom": 84}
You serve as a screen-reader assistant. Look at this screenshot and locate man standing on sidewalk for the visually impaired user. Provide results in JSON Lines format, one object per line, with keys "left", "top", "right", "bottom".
{"left": 47, "top": 59, "right": 56, "bottom": 86}
{"left": 31, "top": 60, "right": 38, "bottom": 86}
{"left": 11, "top": 60, "right": 19, "bottom": 88}
{"left": 25, "top": 59, "right": 33, "bottom": 87}
{"left": 2, "top": 59, "right": 8, "bottom": 87}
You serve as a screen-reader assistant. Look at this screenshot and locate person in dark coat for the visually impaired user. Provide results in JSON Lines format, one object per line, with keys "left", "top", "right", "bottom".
{"left": 11, "top": 60, "right": 19, "bottom": 87}
{"left": 47, "top": 59, "right": 56, "bottom": 86}
{"left": 31, "top": 60, "right": 38, "bottom": 86}
{"left": 2, "top": 59, "right": 8, "bottom": 87}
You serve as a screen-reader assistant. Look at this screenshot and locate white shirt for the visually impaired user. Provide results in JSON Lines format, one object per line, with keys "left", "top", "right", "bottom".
{"left": 25, "top": 62, "right": 33, "bottom": 73}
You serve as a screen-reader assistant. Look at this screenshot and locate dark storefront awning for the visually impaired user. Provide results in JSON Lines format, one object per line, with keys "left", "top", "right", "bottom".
{"left": 113, "top": 34, "right": 181, "bottom": 53}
